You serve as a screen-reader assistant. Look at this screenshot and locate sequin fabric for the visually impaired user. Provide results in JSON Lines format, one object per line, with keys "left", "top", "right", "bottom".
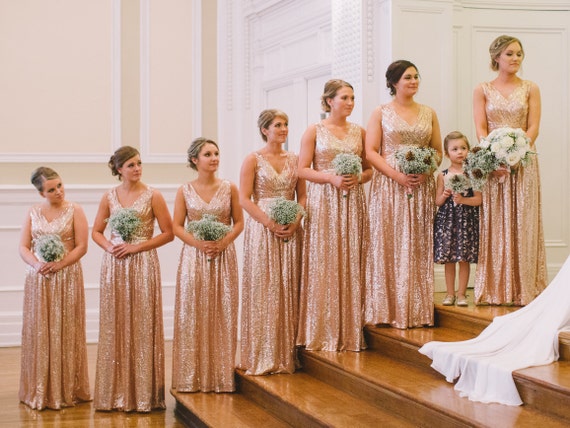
{"left": 171, "top": 180, "right": 238, "bottom": 392}
{"left": 297, "top": 122, "right": 369, "bottom": 351}
{"left": 20, "top": 203, "right": 91, "bottom": 410}
{"left": 474, "top": 81, "right": 547, "bottom": 305}
{"left": 240, "top": 152, "right": 302, "bottom": 374}
{"left": 94, "top": 187, "right": 165, "bottom": 412}
{"left": 365, "top": 104, "right": 436, "bottom": 329}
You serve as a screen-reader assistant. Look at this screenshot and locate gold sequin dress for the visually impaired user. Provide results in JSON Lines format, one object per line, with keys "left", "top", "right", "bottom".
{"left": 20, "top": 203, "right": 91, "bottom": 410}
{"left": 365, "top": 104, "right": 436, "bottom": 329}
{"left": 474, "top": 81, "right": 547, "bottom": 305}
{"left": 94, "top": 187, "right": 165, "bottom": 411}
{"left": 172, "top": 180, "right": 238, "bottom": 392}
{"left": 297, "top": 122, "right": 369, "bottom": 351}
{"left": 240, "top": 153, "right": 302, "bottom": 374}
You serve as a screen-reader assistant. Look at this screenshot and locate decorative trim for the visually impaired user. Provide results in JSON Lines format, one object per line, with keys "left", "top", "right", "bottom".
{"left": 225, "top": 0, "right": 234, "bottom": 111}
{"left": 366, "top": 0, "right": 375, "bottom": 83}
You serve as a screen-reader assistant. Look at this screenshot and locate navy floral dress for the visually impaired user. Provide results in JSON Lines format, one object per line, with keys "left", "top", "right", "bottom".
{"left": 434, "top": 170, "right": 479, "bottom": 264}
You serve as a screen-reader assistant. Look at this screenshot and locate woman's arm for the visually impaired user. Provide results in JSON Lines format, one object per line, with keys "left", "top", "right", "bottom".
{"left": 91, "top": 193, "right": 112, "bottom": 252}
{"left": 298, "top": 125, "right": 343, "bottom": 189}
{"left": 526, "top": 81, "right": 541, "bottom": 144}
{"left": 473, "top": 84, "right": 488, "bottom": 141}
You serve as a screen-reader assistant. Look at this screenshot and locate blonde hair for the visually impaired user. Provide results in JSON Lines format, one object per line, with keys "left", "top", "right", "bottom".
{"left": 489, "top": 35, "right": 524, "bottom": 71}
{"left": 31, "top": 167, "right": 59, "bottom": 191}
{"left": 257, "top": 109, "right": 289, "bottom": 141}
{"left": 321, "top": 79, "right": 353, "bottom": 112}
{"left": 187, "top": 137, "right": 219, "bottom": 170}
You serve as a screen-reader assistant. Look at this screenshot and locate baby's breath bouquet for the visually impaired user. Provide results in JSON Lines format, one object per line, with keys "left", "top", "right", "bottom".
{"left": 107, "top": 208, "right": 141, "bottom": 242}
{"left": 444, "top": 173, "right": 471, "bottom": 195}
{"left": 463, "top": 146, "right": 500, "bottom": 191}
{"left": 481, "top": 127, "right": 534, "bottom": 169}
{"left": 268, "top": 197, "right": 305, "bottom": 242}
{"left": 186, "top": 214, "right": 231, "bottom": 261}
{"left": 332, "top": 152, "right": 362, "bottom": 197}
{"left": 444, "top": 173, "right": 471, "bottom": 206}
{"left": 35, "top": 234, "right": 65, "bottom": 262}
{"left": 395, "top": 146, "right": 438, "bottom": 198}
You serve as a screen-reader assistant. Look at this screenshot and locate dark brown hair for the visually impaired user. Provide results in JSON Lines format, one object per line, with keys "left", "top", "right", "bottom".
{"left": 385, "top": 60, "right": 418, "bottom": 96}
{"left": 108, "top": 146, "right": 140, "bottom": 179}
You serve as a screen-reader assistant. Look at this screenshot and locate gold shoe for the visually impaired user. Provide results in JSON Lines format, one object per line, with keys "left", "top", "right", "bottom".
{"left": 442, "top": 295, "right": 455, "bottom": 306}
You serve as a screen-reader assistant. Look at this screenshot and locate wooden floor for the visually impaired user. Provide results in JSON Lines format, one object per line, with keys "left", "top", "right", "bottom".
{"left": 0, "top": 342, "right": 184, "bottom": 428}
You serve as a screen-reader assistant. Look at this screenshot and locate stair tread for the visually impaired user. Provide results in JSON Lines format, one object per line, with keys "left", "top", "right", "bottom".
{"left": 171, "top": 388, "right": 292, "bottom": 428}
{"left": 515, "top": 361, "right": 570, "bottom": 391}
{"left": 237, "top": 369, "right": 415, "bottom": 427}
{"left": 366, "top": 324, "right": 478, "bottom": 348}
{"left": 302, "top": 349, "right": 569, "bottom": 427}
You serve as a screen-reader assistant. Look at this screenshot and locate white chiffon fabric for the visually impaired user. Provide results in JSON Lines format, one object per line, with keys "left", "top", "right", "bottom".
{"left": 419, "top": 255, "right": 570, "bottom": 406}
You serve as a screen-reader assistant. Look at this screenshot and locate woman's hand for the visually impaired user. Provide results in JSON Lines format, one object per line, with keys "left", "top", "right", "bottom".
{"left": 442, "top": 188, "right": 452, "bottom": 200}
{"left": 330, "top": 174, "right": 359, "bottom": 192}
{"left": 107, "top": 242, "right": 139, "bottom": 259}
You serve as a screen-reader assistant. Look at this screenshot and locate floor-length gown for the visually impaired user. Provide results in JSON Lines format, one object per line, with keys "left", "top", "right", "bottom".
{"left": 474, "top": 81, "right": 547, "bottom": 305}
{"left": 172, "top": 180, "right": 238, "bottom": 392}
{"left": 240, "top": 153, "right": 302, "bottom": 375}
{"left": 296, "top": 122, "right": 369, "bottom": 352}
{"left": 20, "top": 204, "right": 90, "bottom": 410}
{"left": 94, "top": 187, "right": 165, "bottom": 412}
{"left": 420, "top": 255, "right": 570, "bottom": 406}
{"left": 365, "top": 104, "right": 437, "bottom": 329}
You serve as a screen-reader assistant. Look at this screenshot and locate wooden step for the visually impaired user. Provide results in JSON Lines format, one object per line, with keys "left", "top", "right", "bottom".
{"left": 236, "top": 369, "right": 415, "bottom": 427}
{"left": 171, "top": 388, "right": 292, "bottom": 428}
{"left": 299, "top": 349, "right": 569, "bottom": 428}
{"left": 514, "top": 361, "right": 570, "bottom": 422}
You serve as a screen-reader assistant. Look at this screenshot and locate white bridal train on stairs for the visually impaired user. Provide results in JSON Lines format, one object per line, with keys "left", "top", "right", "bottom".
{"left": 420, "top": 255, "right": 570, "bottom": 406}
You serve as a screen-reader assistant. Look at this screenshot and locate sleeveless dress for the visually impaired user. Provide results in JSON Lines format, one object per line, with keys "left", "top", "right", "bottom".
{"left": 420, "top": 254, "right": 570, "bottom": 406}
{"left": 240, "top": 153, "right": 302, "bottom": 375}
{"left": 365, "top": 104, "right": 437, "bottom": 329}
{"left": 474, "top": 80, "right": 547, "bottom": 305}
{"left": 94, "top": 186, "right": 165, "bottom": 412}
{"left": 19, "top": 203, "right": 90, "bottom": 410}
{"left": 296, "top": 122, "right": 369, "bottom": 352}
{"left": 433, "top": 169, "right": 479, "bottom": 264}
{"left": 172, "top": 180, "right": 239, "bottom": 392}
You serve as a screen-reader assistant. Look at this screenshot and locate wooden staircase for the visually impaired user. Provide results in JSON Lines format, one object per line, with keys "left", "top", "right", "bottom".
{"left": 172, "top": 294, "right": 570, "bottom": 427}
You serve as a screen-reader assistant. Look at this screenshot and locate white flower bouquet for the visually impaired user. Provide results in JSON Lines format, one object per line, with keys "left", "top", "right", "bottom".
{"left": 186, "top": 214, "right": 232, "bottom": 261}
{"left": 107, "top": 208, "right": 141, "bottom": 242}
{"left": 395, "top": 146, "right": 438, "bottom": 198}
{"left": 463, "top": 146, "right": 500, "bottom": 191}
{"left": 35, "top": 233, "right": 65, "bottom": 262}
{"left": 268, "top": 197, "right": 305, "bottom": 242}
{"left": 445, "top": 173, "right": 471, "bottom": 195}
{"left": 332, "top": 152, "right": 362, "bottom": 197}
{"left": 444, "top": 173, "right": 471, "bottom": 206}
{"left": 481, "top": 127, "right": 534, "bottom": 169}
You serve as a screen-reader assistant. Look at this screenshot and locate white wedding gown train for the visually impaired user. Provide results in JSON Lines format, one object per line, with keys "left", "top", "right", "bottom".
{"left": 419, "top": 256, "right": 570, "bottom": 406}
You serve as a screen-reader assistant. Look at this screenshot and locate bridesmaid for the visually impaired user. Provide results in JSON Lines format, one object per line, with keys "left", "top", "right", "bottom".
{"left": 296, "top": 79, "right": 372, "bottom": 352}
{"left": 92, "top": 146, "right": 173, "bottom": 412}
{"left": 473, "top": 34, "right": 547, "bottom": 305}
{"left": 364, "top": 60, "right": 442, "bottom": 329}
{"left": 239, "top": 109, "right": 305, "bottom": 375}
{"left": 19, "top": 167, "right": 90, "bottom": 410}
{"left": 171, "top": 138, "right": 243, "bottom": 392}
